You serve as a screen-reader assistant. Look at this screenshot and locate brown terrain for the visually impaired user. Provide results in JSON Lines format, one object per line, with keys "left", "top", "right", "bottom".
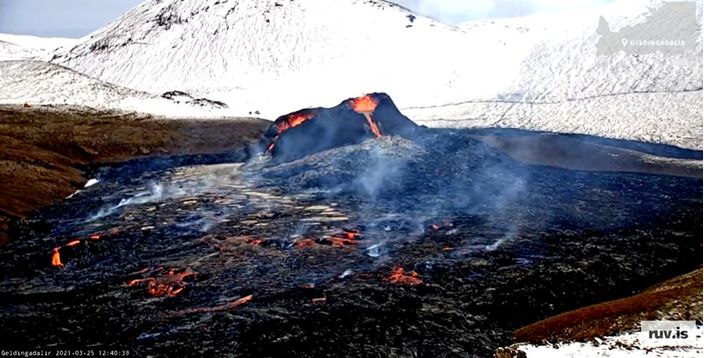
{"left": 513, "top": 268, "right": 703, "bottom": 343}
{"left": 0, "top": 104, "right": 269, "bottom": 245}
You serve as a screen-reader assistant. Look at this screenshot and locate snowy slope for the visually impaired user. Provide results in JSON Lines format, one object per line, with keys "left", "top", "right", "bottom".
{"left": 9, "top": 0, "right": 703, "bottom": 149}
{"left": 51, "top": 0, "right": 497, "bottom": 116}
{"left": 407, "top": 0, "right": 702, "bottom": 149}
{"left": 0, "top": 60, "right": 231, "bottom": 116}
{"left": 0, "top": 41, "right": 38, "bottom": 61}
{"left": 0, "top": 33, "right": 77, "bottom": 61}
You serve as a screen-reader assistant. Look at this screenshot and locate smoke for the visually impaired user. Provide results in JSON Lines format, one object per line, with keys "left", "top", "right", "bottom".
{"left": 354, "top": 145, "right": 408, "bottom": 197}
{"left": 393, "top": 0, "right": 613, "bottom": 24}
{"left": 86, "top": 182, "right": 165, "bottom": 222}
{"left": 84, "top": 166, "right": 247, "bottom": 229}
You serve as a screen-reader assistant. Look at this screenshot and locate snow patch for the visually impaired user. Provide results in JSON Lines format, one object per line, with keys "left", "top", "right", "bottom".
{"left": 518, "top": 327, "right": 704, "bottom": 358}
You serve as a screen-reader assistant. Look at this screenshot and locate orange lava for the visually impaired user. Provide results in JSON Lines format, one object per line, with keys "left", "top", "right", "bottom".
{"left": 326, "top": 229, "right": 361, "bottom": 247}
{"left": 247, "top": 238, "right": 263, "bottom": 246}
{"left": 267, "top": 110, "right": 317, "bottom": 153}
{"left": 363, "top": 113, "right": 382, "bottom": 138}
{"left": 349, "top": 95, "right": 382, "bottom": 138}
{"left": 350, "top": 95, "right": 378, "bottom": 113}
{"left": 342, "top": 229, "right": 360, "bottom": 240}
{"left": 127, "top": 270, "right": 194, "bottom": 297}
{"left": 51, "top": 248, "right": 63, "bottom": 267}
{"left": 65, "top": 240, "right": 81, "bottom": 247}
{"left": 276, "top": 112, "right": 315, "bottom": 133}
{"left": 294, "top": 239, "right": 316, "bottom": 248}
{"left": 387, "top": 266, "right": 423, "bottom": 286}
{"left": 328, "top": 236, "right": 358, "bottom": 247}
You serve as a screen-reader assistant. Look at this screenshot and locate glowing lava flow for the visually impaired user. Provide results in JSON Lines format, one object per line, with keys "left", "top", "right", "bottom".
{"left": 65, "top": 240, "right": 81, "bottom": 247}
{"left": 349, "top": 95, "right": 382, "bottom": 138}
{"left": 387, "top": 266, "right": 423, "bottom": 286}
{"left": 51, "top": 248, "right": 63, "bottom": 267}
{"left": 127, "top": 269, "right": 195, "bottom": 297}
{"left": 327, "top": 229, "right": 361, "bottom": 247}
{"left": 49, "top": 229, "right": 119, "bottom": 268}
{"left": 267, "top": 110, "right": 316, "bottom": 152}
{"left": 294, "top": 229, "right": 361, "bottom": 248}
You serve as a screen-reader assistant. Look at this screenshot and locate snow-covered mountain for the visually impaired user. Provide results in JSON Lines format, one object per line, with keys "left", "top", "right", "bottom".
{"left": 407, "top": 1, "right": 702, "bottom": 149}
{"left": 2, "top": 0, "right": 701, "bottom": 148}
{"left": 51, "top": 0, "right": 481, "bottom": 116}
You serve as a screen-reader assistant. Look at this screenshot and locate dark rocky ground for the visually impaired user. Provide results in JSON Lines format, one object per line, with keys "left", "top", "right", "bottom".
{"left": 0, "top": 127, "right": 700, "bottom": 357}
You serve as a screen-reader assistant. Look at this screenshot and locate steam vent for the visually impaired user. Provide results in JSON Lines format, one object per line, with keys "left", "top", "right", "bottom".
{"left": 260, "top": 93, "right": 421, "bottom": 162}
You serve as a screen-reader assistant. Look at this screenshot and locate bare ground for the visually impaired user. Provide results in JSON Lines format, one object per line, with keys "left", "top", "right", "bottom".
{"left": 0, "top": 104, "right": 269, "bottom": 245}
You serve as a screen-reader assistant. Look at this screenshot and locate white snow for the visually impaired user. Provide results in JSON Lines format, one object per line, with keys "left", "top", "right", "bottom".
{"left": 0, "top": 0, "right": 701, "bottom": 148}
{"left": 51, "top": 0, "right": 479, "bottom": 116}
{"left": 0, "top": 33, "right": 77, "bottom": 61}
{"left": 408, "top": 0, "right": 703, "bottom": 149}
{"left": 84, "top": 179, "right": 100, "bottom": 188}
{"left": 0, "top": 60, "right": 234, "bottom": 116}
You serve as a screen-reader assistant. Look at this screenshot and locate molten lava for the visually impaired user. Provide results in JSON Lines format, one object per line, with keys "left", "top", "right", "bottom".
{"left": 127, "top": 269, "right": 195, "bottom": 297}
{"left": 328, "top": 237, "right": 357, "bottom": 247}
{"left": 349, "top": 95, "right": 378, "bottom": 113}
{"left": 65, "top": 240, "right": 81, "bottom": 247}
{"left": 276, "top": 111, "right": 316, "bottom": 133}
{"left": 294, "top": 239, "right": 316, "bottom": 248}
{"left": 247, "top": 238, "right": 263, "bottom": 246}
{"left": 267, "top": 110, "right": 317, "bottom": 152}
{"left": 51, "top": 248, "right": 63, "bottom": 267}
{"left": 342, "top": 229, "right": 360, "bottom": 240}
{"left": 387, "top": 266, "right": 423, "bottom": 286}
{"left": 349, "top": 95, "right": 382, "bottom": 138}
{"left": 49, "top": 229, "right": 124, "bottom": 267}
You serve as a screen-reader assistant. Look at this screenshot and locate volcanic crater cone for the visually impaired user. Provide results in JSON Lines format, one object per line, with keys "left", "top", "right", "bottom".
{"left": 259, "top": 92, "right": 421, "bottom": 162}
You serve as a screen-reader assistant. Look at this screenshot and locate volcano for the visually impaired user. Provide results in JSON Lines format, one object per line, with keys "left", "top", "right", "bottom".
{"left": 259, "top": 93, "right": 421, "bottom": 162}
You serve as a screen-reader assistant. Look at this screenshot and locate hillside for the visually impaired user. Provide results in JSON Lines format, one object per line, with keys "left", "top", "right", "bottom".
{"left": 51, "top": 0, "right": 471, "bottom": 116}
{"left": 0, "top": 33, "right": 76, "bottom": 61}
{"left": 408, "top": 0, "right": 702, "bottom": 149}
{"left": 1, "top": 0, "right": 698, "bottom": 148}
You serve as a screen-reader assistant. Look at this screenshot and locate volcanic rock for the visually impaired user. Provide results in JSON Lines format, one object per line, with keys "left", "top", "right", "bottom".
{"left": 258, "top": 92, "right": 421, "bottom": 162}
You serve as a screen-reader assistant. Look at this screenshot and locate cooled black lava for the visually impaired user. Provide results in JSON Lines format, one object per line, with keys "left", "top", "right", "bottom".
{"left": 258, "top": 93, "right": 420, "bottom": 162}
{"left": 0, "top": 126, "right": 701, "bottom": 357}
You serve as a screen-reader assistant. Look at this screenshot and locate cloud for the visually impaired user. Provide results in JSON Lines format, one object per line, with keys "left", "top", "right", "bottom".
{"left": 394, "top": 0, "right": 613, "bottom": 24}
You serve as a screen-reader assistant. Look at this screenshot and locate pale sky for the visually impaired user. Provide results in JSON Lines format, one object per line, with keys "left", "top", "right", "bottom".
{"left": 0, "top": 0, "right": 613, "bottom": 38}
{"left": 0, "top": 0, "right": 143, "bottom": 37}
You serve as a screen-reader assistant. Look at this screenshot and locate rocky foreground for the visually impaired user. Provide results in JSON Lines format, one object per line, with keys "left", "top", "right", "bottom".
{"left": 0, "top": 106, "right": 700, "bottom": 357}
